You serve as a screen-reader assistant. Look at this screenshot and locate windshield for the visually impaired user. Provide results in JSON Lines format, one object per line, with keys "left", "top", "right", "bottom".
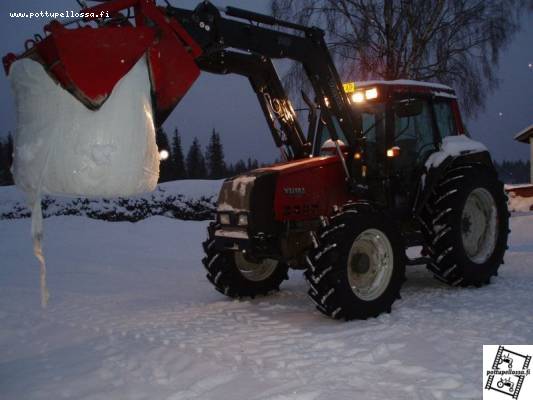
{"left": 313, "top": 105, "right": 385, "bottom": 165}
{"left": 314, "top": 115, "right": 349, "bottom": 155}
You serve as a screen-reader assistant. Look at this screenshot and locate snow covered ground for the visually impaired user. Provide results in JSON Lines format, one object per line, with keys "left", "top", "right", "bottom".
{"left": 1, "top": 212, "right": 532, "bottom": 399}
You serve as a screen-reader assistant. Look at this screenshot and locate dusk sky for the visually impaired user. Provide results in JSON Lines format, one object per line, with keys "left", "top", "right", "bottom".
{"left": 0, "top": 0, "right": 531, "bottom": 163}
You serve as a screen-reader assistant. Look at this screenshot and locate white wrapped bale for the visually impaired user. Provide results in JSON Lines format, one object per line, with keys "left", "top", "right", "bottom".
{"left": 9, "top": 56, "right": 160, "bottom": 307}
{"left": 10, "top": 57, "right": 159, "bottom": 197}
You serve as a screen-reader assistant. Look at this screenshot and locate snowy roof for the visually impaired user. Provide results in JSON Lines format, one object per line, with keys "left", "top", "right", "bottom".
{"left": 355, "top": 80, "right": 455, "bottom": 96}
{"left": 514, "top": 124, "right": 533, "bottom": 143}
{"left": 356, "top": 79, "right": 453, "bottom": 91}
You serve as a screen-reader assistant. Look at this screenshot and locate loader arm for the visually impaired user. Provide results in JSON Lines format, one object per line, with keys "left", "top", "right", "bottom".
{"left": 197, "top": 50, "right": 308, "bottom": 160}
{"left": 167, "top": 2, "right": 364, "bottom": 166}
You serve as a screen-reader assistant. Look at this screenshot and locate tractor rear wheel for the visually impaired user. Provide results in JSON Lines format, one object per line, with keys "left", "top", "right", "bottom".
{"left": 305, "top": 207, "right": 406, "bottom": 320}
{"left": 202, "top": 224, "right": 289, "bottom": 298}
{"left": 421, "top": 165, "right": 509, "bottom": 286}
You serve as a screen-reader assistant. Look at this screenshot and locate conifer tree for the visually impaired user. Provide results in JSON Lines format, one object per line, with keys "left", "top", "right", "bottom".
{"left": 171, "top": 128, "right": 187, "bottom": 179}
{"left": 186, "top": 137, "right": 207, "bottom": 179}
{"left": 233, "top": 159, "right": 247, "bottom": 175}
{"left": 206, "top": 129, "right": 226, "bottom": 179}
{"left": 225, "top": 163, "right": 234, "bottom": 177}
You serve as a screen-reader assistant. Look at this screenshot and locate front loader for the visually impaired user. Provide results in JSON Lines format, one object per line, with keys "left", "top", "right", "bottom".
{"left": 4, "top": 0, "right": 509, "bottom": 320}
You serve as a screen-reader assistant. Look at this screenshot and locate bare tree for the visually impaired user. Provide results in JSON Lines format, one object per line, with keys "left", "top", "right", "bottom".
{"left": 271, "top": 0, "right": 532, "bottom": 116}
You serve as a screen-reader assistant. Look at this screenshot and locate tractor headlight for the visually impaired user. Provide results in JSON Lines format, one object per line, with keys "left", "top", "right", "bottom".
{"left": 219, "top": 213, "right": 231, "bottom": 225}
{"left": 237, "top": 213, "right": 248, "bottom": 226}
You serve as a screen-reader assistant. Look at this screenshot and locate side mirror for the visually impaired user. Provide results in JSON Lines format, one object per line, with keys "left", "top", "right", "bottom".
{"left": 395, "top": 98, "right": 423, "bottom": 118}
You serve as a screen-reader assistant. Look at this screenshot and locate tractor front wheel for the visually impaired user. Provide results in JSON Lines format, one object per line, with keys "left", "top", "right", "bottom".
{"left": 202, "top": 224, "right": 289, "bottom": 298}
{"left": 305, "top": 207, "right": 406, "bottom": 320}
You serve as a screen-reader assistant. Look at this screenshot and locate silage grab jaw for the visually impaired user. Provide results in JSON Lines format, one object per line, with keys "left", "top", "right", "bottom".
{"left": 2, "top": 0, "right": 203, "bottom": 126}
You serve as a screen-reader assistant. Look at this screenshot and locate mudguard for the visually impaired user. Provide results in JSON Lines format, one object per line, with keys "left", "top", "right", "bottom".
{"left": 413, "top": 150, "right": 495, "bottom": 217}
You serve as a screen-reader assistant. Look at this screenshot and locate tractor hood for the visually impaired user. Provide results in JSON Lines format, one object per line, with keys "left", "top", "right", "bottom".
{"left": 217, "top": 156, "right": 356, "bottom": 232}
{"left": 217, "top": 169, "right": 279, "bottom": 234}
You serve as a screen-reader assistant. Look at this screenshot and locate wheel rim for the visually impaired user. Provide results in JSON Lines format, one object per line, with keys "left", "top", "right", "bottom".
{"left": 234, "top": 252, "right": 278, "bottom": 282}
{"left": 347, "top": 229, "right": 394, "bottom": 301}
{"left": 461, "top": 188, "right": 498, "bottom": 264}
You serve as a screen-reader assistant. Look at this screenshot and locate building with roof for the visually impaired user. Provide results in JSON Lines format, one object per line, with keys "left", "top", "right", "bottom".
{"left": 514, "top": 124, "right": 533, "bottom": 183}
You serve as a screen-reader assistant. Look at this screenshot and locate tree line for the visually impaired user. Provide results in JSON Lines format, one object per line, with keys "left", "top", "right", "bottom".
{"left": 0, "top": 131, "right": 530, "bottom": 185}
{"left": 494, "top": 160, "right": 531, "bottom": 184}
{"left": 157, "top": 127, "right": 262, "bottom": 182}
{"left": 0, "top": 129, "right": 262, "bottom": 186}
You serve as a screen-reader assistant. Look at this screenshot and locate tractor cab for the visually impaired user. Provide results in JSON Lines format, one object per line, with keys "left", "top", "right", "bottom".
{"left": 315, "top": 80, "right": 465, "bottom": 160}
{"left": 313, "top": 80, "right": 466, "bottom": 208}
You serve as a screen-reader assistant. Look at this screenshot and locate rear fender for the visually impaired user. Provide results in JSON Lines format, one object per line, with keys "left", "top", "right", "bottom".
{"left": 413, "top": 150, "right": 495, "bottom": 217}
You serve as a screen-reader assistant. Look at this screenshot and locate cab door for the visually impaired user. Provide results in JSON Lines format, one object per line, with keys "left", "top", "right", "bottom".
{"left": 388, "top": 96, "right": 440, "bottom": 207}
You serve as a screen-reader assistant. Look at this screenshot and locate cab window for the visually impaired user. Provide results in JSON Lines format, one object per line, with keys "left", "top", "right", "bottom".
{"left": 315, "top": 115, "right": 350, "bottom": 155}
{"left": 433, "top": 100, "right": 456, "bottom": 137}
{"left": 393, "top": 98, "right": 437, "bottom": 165}
{"left": 361, "top": 106, "right": 385, "bottom": 170}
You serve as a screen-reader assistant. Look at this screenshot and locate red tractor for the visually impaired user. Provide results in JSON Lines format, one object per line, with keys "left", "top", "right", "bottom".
{"left": 4, "top": 0, "right": 509, "bottom": 320}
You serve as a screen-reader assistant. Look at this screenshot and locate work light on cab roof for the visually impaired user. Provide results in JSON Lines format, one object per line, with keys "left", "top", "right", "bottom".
{"left": 343, "top": 81, "right": 379, "bottom": 104}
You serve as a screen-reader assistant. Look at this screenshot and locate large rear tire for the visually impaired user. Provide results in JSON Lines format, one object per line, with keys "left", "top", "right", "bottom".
{"left": 420, "top": 165, "right": 509, "bottom": 286}
{"left": 202, "top": 223, "right": 289, "bottom": 298}
{"left": 305, "top": 207, "right": 406, "bottom": 320}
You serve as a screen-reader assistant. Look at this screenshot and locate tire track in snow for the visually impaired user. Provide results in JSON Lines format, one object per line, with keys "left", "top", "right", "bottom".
{"left": 34, "top": 285, "right": 478, "bottom": 399}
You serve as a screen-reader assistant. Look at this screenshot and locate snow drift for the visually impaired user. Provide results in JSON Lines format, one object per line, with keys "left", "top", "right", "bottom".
{"left": 0, "top": 180, "right": 223, "bottom": 222}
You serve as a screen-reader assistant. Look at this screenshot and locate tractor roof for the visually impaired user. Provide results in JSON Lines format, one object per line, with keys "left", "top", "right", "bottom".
{"left": 356, "top": 79, "right": 456, "bottom": 98}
